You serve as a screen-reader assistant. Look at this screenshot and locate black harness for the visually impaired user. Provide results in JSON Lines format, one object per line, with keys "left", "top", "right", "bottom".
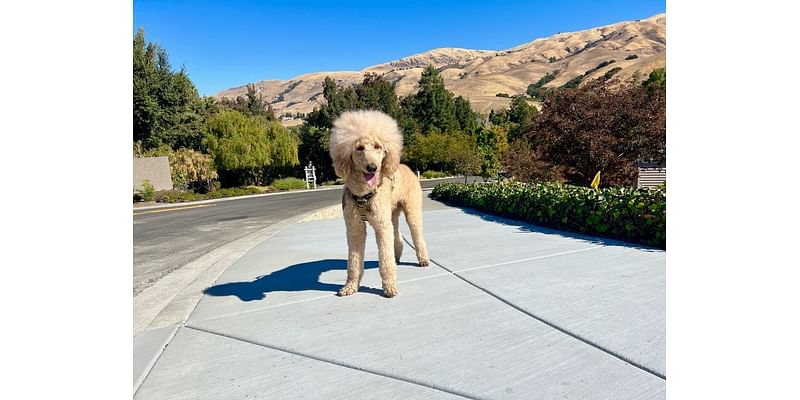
{"left": 343, "top": 173, "right": 395, "bottom": 221}
{"left": 349, "top": 189, "right": 378, "bottom": 221}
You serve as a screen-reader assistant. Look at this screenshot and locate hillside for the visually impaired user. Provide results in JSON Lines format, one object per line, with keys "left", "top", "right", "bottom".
{"left": 216, "top": 14, "right": 665, "bottom": 117}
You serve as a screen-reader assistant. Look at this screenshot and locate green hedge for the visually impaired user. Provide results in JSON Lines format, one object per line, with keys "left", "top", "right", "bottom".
{"left": 422, "top": 170, "right": 448, "bottom": 179}
{"left": 430, "top": 182, "right": 665, "bottom": 248}
{"left": 154, "top": 186, "right": 263, "bottom": 203}
{"left": 272, "top": 177, "right": 307, "bottom": 190}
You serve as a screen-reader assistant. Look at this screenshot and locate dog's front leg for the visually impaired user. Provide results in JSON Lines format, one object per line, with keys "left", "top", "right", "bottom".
{"left": 373, "top": 210, "right": 399, "bottom": 298}
{"left": 339, "top": 214, "right": 366, "bottom": 297}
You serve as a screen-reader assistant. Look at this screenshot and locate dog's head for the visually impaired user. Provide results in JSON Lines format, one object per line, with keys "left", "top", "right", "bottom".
{"left": 329, "top": 110, "right": 403, "bottom": 188}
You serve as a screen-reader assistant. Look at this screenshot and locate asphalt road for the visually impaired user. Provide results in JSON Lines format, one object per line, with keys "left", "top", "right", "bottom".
{"left": 133, "top": 177, "right": 473, "bottom": 296}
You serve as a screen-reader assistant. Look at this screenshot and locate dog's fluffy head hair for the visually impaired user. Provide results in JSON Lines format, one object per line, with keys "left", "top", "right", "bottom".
{"left": 329, "top": 110, "right": 403, "bottom": 181}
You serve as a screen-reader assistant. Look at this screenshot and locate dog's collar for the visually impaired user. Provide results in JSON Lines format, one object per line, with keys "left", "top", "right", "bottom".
{"left": 349, "top": 188, "right": 378, "bottom": 209}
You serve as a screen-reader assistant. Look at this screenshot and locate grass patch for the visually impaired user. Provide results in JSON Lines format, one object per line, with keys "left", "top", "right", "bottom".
{"left": 422, "top": 170, "right": 449, "bottom": 179}
{"left": 152, "top": 186, "right": 267, "bottom": 203}
{"left": 272, "top": 177, "right": 307, "bottom": 190}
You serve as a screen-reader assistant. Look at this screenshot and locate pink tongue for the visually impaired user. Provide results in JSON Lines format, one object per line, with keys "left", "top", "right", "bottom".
{"left": 365, "top": 172, "right": 378, "bottom": 187}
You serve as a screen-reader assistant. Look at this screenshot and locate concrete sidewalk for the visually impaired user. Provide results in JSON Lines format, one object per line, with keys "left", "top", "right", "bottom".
{"left": 133, "top": 195, "right": 665, "bottom": 399}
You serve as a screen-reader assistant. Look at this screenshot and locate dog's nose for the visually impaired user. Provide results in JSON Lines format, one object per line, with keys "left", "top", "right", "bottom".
{"left": 366, "top": 164, "right": 377, "bottom": 173}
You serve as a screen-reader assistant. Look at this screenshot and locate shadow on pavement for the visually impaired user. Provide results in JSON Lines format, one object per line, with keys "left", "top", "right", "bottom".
{"left": 203, "top": 259, "right": 418, "bottom": 301}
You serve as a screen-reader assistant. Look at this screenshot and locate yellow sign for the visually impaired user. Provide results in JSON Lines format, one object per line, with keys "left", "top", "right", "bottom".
{"left": 591, "top": 171, "right": 601, "bottom": 189}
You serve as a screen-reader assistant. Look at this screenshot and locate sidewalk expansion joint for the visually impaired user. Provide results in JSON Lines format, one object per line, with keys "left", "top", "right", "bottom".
{"left": 403, "top": 236, "right": 666, "bottom": 381}
{"left": 185, "top": 325, "right": 483, "bottom": 400}
{"left": 134, "top": 323, "right": 185, "bottom": 397}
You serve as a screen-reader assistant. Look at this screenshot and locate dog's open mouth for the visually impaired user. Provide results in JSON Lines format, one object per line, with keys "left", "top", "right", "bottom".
{"left": 364, "top": 172, "right": 378, "bottom": 187}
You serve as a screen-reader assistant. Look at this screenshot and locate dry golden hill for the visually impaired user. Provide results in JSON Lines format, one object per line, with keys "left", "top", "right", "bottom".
{"left": 216, "top": 14, "right": 665, "bottom": 117}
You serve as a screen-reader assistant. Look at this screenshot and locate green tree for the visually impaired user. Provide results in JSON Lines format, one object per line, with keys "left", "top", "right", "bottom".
{"left": 306, "top": 76, "right": 359, "bottom": 129}
{"left": 475, "top": 125, "right": 509, "bottom": 179}
{"left": 527, "top": 70, "right": 559, "bottom": 99}
{"left": 454, "top": 95, "right": 480, "bottom": 134}
{"left": 355, "top": 72, "right": 401, "bottom": 118}
{"left": 489, "top": 108, "right": 509, "bottom": 126}
{"left": 218, "top": 84, "right": 276, "bottom": 119}
{"left": 133, "top": 27, "right": 204, "bottom": 150}
{"left": 507, "top": 95, "right": 538, "bottom": 141}
{"left": 449, "top": 134, "right": 483, "bottom": 182}
{"left": 407, "top": 65, "right": 458, "bottom": 133}
{"left": 406, "top": 131, "right": 451, "bottom": 172}
{"left": 297, "top": 124, "right": 336, "bottom": 182}
{"left": 204, "top": 110, "right": 299, "bottom": 186}
{"left": 643, "top": 68, "right": 666, "bottom": 90}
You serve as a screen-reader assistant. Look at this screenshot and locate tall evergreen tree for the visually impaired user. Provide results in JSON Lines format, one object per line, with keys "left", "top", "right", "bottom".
{"left": 355, "top": 72, "right": 401, "bottom": 118}
{"left": 507, "top": 95, "right": 538, "bottom": 141}
{"left": 218, "top": 84, "right": 276, "bottom": 120}
{"left": 408, "top": 65, "right": 458, "bottom": 133}
{"left": 454, "top": 95, "right": 479, "bottom": 134}
{"left": 133, "top": 27, "right": 203, "bottom": 150}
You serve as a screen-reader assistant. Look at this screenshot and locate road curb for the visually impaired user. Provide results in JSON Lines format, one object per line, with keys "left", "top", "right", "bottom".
{"left": 132, "top": 177, "right": 454, "bottom": 212}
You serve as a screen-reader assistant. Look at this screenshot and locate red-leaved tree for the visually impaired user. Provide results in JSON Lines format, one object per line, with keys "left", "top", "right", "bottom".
{"left": 526, "top": 79, "right": 665, "bottom": 186}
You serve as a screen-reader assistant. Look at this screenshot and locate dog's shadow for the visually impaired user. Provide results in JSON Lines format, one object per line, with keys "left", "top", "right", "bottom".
{"left": 203, "top": 258, "right": 418, "bottom": 301}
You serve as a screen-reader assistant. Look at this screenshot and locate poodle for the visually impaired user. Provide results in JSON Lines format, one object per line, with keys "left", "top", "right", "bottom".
{"left": 329, "top": 110, "right": 429, "bottom": 298}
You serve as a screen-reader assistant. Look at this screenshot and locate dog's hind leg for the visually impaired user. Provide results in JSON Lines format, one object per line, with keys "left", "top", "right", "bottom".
{"left": 392, "top": 207, "right": 403, "bottom": 263}
{"left": 339, "top": 216, "right": 366, "bottom": 297}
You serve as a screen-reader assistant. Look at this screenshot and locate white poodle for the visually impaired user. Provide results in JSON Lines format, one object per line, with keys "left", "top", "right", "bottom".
{"left": 329, "top": 110, "right": 430, "bottom": 298}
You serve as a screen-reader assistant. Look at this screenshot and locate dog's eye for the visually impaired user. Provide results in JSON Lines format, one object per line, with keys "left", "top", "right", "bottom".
{"left": 356, "top": 145, "right": 365, "bottom": 151}
{"left": 374, "top": 144, "right": 381, "bottom": 150}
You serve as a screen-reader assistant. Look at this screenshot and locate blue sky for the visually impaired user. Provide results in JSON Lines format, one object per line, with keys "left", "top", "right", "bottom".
{"left": 133, "top": 0, "right": 665, "bottom": 96}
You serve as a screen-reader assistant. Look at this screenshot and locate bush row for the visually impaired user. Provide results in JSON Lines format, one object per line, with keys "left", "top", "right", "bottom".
{"left": 153, "top": 186, "right": 265, "bottom": 203}
{"left": 422, "top": 170, "right": 449, "bottom": 179}
{"left": 430, "top": 181, "right": 665, "bottom": 248}
{"left": 272, "top": 177, "right": 308, "bottom": 190}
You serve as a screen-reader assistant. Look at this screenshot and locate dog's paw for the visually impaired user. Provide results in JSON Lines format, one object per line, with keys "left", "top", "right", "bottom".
{"left": 338, "top": 285, "right": 358, "bottom": 297}
{"left": 383, "top": 286, "right": 398, "bottom": 298}
{"left": 418, "top": 258, "right": 429, "bottom": 267}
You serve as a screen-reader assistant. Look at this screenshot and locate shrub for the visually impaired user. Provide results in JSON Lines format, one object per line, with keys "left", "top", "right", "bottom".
{"left": 139, "top": 180, "right": 156, "bottom": 202}
{"left": 625, "top": 54, "right": 638, "bottom": 60}
{"left": 168, "top": 148, "right": 218, "bottom": 191}
{"left": 272, "top": 177, "right": 307, "bottom": 190}
{"left": 594, "top": 59, "right": 616, "bottom": 70}
{"left": 603, "top": 67, "right": 622, "bottom": 80}
{"left": 560, "top": 75, "right": 584, "bottom": 89}
{"left": 205, "top": 186, "right": 263, "bottom": 198}
{"left": 422, "top": 170, "right": 448, "bottom": 179}
{"left": 430, "top": 181, "right": 665, "bottom": 248}
{"left": 527, "top": 70, "right": 559, "bottom": 99}
{"left": 154, "top": 186, "right": 263, "bottom": 203}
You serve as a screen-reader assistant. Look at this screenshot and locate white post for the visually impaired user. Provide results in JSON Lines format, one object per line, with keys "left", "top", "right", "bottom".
{"left": 304, "top": 162, "right": 317, "bottom": 189}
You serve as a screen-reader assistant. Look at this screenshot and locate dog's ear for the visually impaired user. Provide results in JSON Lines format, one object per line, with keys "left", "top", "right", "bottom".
{"left": 380, "top": 144, "right": 400, "bottom": 177}
{"left": 331, "top": 147, "right": 352, "bottom": 178}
